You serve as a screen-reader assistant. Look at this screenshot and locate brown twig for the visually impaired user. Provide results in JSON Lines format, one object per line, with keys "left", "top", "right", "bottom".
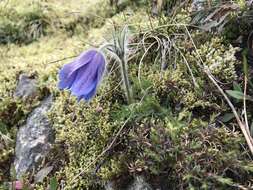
{"left": 205, "top": 68, "right": 253, "bottom": 154}
{"left": 184, "top": 25, "right": 253, "bottom": 155}
{"left": 243, "top": 76, "right": 252, "bottom": 142}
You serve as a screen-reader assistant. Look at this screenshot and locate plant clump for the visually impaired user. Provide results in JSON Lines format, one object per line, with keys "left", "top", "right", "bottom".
{"left": 0, "top": 0, "right": 253, "bottom": 189}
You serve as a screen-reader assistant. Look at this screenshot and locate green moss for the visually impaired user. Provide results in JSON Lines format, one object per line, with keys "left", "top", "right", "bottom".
{"left": 0, "top": 1, "right": 252, "bottom": 189}
{"left": 0, "top": 3, "right": 48, "bottom": 44}
{"left": 193, "top": 37, "right": 238, "bottom": 82}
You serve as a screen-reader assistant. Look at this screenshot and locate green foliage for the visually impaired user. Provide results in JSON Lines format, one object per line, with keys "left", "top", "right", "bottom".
{"left": 0, "top": 4, "right": 48, "bottom": 44}
{"left": 49, "top": 177, "right": 58, "bottom": 190}
{"left": 226, "top": 90, "right": 253, "bottom": 101}
{"left": 191, "top": 37, "right": 238, "bottom": 82}
{"left": 0, "top": 0, "right": 118, "bottom": 44}
{"left": 0, "top": 0, "right": 252, "bottom": 189}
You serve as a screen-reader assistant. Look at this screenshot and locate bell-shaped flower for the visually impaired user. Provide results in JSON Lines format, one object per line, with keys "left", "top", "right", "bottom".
{"left": 58, "top": 49, "right": 106, "bottom": 101}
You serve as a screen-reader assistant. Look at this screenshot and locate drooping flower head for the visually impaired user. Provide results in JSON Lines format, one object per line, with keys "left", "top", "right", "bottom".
{"left": 58, "top": 49, "right": 106, "bottom": 101}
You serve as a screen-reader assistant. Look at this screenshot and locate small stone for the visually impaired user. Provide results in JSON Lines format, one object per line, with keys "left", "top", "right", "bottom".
{"left": 14, "top": 74, "right": 37, "bottom": 100}
{"left": 105, "top": 176, "right": 153, "bottom": 190}
{"left": 127, "top": 176, "right": 153, "bottom": 190}
{"left": 191, "top": 0, "right": 206, "bottom": 11}
{"left": 104, "top": 181, "right": 116, "bottom": 190}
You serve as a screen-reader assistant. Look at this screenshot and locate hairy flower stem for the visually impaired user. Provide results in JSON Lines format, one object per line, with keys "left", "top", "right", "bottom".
{"left": 120, "top": 57, "right": 133, "bottom": 104}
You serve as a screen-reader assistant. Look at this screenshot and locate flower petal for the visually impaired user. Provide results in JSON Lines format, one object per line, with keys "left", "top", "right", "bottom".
{"left": 77, "top": 82, "right": 98, "bottom": 101}
{"left": 70, "top": 52, "right": 105, "bottom": 97}
{"left": 58, "top": 49, "right": 106, "bottom": 101}
{"left": 70, "top": 64, "right": 98, "bottom": 95}
{"left": 58, "top": 65, "right": 78, "bottom": 89}
{"left": 58, "top": 50, "right": 97, "bottom": 89}
{"left": 76, "top": 62, "right": 105, "bottom": 101}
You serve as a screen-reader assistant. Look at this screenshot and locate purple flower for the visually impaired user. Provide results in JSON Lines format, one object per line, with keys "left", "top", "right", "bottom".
{"left": 58, "top": 49, "right": 106, "bottom": 101}
{"left": 13, "top": 181, "right": 23, "bottom": 190}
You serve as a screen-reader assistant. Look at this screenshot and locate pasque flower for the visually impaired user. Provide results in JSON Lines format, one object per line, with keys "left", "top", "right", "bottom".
{"left": 58, "top": 27, "right": 133, "bottom": 104}
{"left": 58, "top": 49, "right": 106, "bottom": 101}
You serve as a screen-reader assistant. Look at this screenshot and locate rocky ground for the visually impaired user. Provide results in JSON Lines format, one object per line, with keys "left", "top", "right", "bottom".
{"left": 0, "top": 0, "right": 253, "bottom": 189}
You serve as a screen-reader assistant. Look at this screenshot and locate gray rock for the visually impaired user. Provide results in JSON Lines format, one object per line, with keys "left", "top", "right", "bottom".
{"left": 191, "top": 0, "right": 206, "bottom": 11}
{"left": 14, "top": 74, "right": 37, "bottom": 100}
{"left": 14, "top": 95, "right": 54, "bottom": 179}
{"left": 127, "top": 176, "right": 153, "bottom": 190}
{"left": 104, "top": 181, "right": 116, "bottom": 190}
{"left": 105, "top": 176, "right": 153, "bottom": 190}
